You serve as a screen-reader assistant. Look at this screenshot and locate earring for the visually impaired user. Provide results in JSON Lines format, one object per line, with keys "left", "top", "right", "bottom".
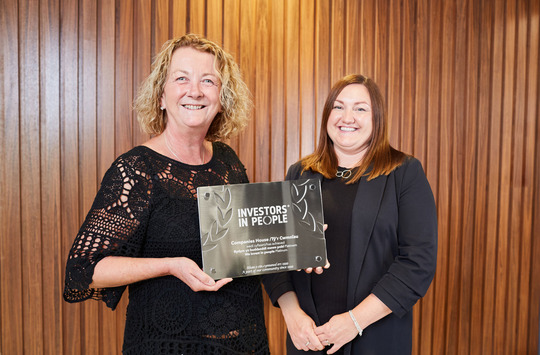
{"left": 160, "top": 106, "right": 164, "bottom": 110}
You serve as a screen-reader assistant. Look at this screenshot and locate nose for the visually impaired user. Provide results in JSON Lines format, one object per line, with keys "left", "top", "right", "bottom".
{"left": 341, "top": 108, "right": 355, "bottom": 123}
{"left": 187, "top": 81, "right": 203, "bottom": 98}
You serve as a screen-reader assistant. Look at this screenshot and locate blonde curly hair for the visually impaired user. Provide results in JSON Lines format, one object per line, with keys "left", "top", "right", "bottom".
{"left": 134, "top": 34, "right": 251, "bottom": 141}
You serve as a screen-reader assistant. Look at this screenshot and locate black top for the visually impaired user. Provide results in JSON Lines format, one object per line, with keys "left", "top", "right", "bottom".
{"left": 311, "top": 170, "right": 359, "bottom": 355}
{"left": 312, "top": 170, "right": 358, "bottom": 324}
{"left": 63, "top": 142, "right": 269, "bottom": 355}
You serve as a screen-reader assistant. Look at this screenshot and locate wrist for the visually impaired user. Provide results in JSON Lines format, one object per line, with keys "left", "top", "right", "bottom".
{"left": 348, "top": 310, "right": 363, "bottom": 337}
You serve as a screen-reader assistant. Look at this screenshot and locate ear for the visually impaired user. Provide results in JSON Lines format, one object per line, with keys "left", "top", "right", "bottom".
{"left": 160, "top": 95, "right": 166, "bottom": 110}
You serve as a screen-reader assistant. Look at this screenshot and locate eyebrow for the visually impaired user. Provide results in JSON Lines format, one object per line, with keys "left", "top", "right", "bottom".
{"left": 171, "top": 69, "right": 218, "bottom": 78}
{"left": 334, "top": 99, "right": 370, "bottom": 105}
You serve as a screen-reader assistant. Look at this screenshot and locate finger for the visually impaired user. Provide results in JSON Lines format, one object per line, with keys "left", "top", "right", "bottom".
{"left": 314, "top": 266, "right": 324, "bottom": 274}
{"left": 327, "top": 344, "right": 342, "bottom": 354}
{"left": 308, "top": 337, "right": 324, "bottom": 351}
{"left": 201, "top": 277, "right": 232, "bottom": 291}
{"left": 304, "top": 267, "right": 313, "bottom": 274}
{"left": 324, "top": 260, "right": 331, "bottom": 269}
{"left": 323, "top": 224, "right": 328, "bottom": 231}
{"left": 213, "top": 278, "right": 233, "bottom": 289}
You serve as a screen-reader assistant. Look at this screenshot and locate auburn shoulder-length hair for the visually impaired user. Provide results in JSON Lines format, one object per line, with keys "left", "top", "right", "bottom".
{"left": 134, "top": 33, "right": 252, "bottom": 141}
{"left": 301, "top": 74, "right": 407, "bottom": 183}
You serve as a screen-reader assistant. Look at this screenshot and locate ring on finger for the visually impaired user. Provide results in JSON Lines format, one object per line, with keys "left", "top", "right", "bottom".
{"left": 325, "top": 339, "right": 331, "bottom": 345}
{"left": 305, "top": 340, "right": 310, "bottom": 346}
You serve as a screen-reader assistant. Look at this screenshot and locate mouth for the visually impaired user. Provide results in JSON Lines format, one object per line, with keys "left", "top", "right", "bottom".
{"left": 182, "top": 104, "right": 205, "bottom": 110}
{"left": 340, "top": 126, "right": 357, "bottom": 132}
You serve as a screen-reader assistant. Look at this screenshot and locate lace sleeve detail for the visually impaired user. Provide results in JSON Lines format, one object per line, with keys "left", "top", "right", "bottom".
{"left": 63, "top": 153, "right": 152, "bottom": 310}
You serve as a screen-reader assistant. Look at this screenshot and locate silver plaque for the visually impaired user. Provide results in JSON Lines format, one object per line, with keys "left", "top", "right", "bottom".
{"left": 197, "top": 179, "right": 327, "bottom": 279}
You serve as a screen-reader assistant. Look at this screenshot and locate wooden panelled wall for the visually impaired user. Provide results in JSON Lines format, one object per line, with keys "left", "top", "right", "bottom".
{"left": 1, "top": 0, "right": 539, "bottom": 354}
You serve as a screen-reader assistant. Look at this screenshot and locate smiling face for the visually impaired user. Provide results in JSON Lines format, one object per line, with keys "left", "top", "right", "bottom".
{"left": 160, "top": 46, "right": 222, "bottom": 135}
{"left": 326, "top": 83, "right": 373, "bottom": 164}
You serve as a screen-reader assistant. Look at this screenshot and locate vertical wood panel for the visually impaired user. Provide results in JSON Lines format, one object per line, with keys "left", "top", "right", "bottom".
{"left": 314, "top": 0, "right": 330, "bottom": 149}
{"left": 427, "top": 0, "right": 444, "bottom": 353}
{"left": 206, "top": 0, "right": 223, "bottom": 43}
{"left": 221, "top": 0, "right": 240, "bottom": 153}
{"left": 155, "top": 0, "right": 170, "bottom": 46}
{"left": 413, "top": 1, "right": 432, "bottom": 352}
{"left": 115, "top": 0, "right": 134, "bottom": 156}
{"left": 470, "top": 1, "right": 491, "bottom": 351}
{"left": 269, "top": 0, "right": 286, "bottom": 182}
{"left": 171, "top": 0, "right": 188, "bottom": 37}
{"left": 254, "top": 0, "right": 271, "bottom": 183}
{"left": 525, "top": 0, "right": 539, "bottom": 352}
{"left": 330, "top": 0, "right": 345, "bottom": 84}
{"left": 190, "top": 0, "right": 206, "bottom": 35}
{"left": 97, "top": 0, "right": 120, "bottom": 352}
{"left": 0, "top": 0, "right": 23, "bottom": 353}
{"left": 79, "top": 0, "right": 100, "bottom": 353}
{"left": 299, "top": 0, "right": 315, "bottom": 158}
{"left": 1, "top": 1, "right": 540, "bottom": 354}
{"left": 506, "top": 1, "right": 530, "bottom": 352}
{"left": 345, "top": 0, "right": 361, "bottom": 75}
{"left": 387, "top": 0, "right": 401, "bottom": 147}
{"left": 284, "top": 0, "right": 300, "bottom": 168}
{"left": 238, "top": 0, "right": 256, "bottom": 179}
{"left": 513, "top": 1, "right": 532, "bottom": 352}
{"left": 40, "top": 0, "right": 63, "bottom": 352}
{"left": 19, "top": 0, "right": 45, "bottom": 352}
{"left": 60, "top": 0, "right": 81, "bottom": 352}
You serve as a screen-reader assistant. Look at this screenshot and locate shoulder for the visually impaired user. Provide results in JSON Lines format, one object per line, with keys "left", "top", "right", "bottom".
{"left": 103, "top": 146, "right": 156, "bottom": 182}
{"left": 286, "top": 161, "right": 304, "bottom": 180}
{"left": 393, "top": 156, "right": 425, "bottom": 179}
{"left": 213, "top": 141, "right": 238, "bottom": 157}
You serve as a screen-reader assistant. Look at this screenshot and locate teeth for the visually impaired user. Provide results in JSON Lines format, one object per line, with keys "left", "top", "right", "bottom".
{"left": 340, "top": 127, "right": 356, "bottom": 132}
{"left": 183, "top": 105, "right": 204, "bottom": 110}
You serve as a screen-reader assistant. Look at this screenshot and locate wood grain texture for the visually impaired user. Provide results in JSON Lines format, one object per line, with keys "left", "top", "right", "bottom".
{"left": 0, "top": 0, "right": 23, "bottom": 353}
{"left": 1, "top": 0, "right": 539, "bottom": 354}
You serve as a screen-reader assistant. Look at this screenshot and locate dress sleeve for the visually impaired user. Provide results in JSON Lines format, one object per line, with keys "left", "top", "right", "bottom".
{"left": 63, "top": 154, "right": 152, "bottom": 310}
{"left": 371, "top": 158, "right": 438, "bottom": 317}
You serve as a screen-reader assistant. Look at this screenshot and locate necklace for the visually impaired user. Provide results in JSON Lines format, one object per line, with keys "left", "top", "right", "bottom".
{"left": 336, "top": 169, "right": 352, "bottom": 179}
{"left": 164, "top": 132, "right": 205, "bottom": 164}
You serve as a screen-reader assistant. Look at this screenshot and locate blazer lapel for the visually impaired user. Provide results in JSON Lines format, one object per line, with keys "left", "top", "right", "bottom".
{"left": 346, "top": 173, "right": 388, "bottom": 308}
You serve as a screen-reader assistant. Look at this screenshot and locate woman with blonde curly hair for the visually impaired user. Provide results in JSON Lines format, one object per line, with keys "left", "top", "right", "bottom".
{"left": 64, "top": 34, "right": 269, "bottom": 354}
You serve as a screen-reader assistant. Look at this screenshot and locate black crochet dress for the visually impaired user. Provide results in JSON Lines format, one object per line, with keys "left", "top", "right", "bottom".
{"left": 63, "top": 142, "right": 269, "bottom": 355}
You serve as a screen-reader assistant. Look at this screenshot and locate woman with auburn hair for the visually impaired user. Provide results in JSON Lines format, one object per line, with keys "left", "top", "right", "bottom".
{"left": 63, "top": 34, "right": 269, "bottom": 354}
{"left": 263, "top": 74, "right": 437, "bottom": 354}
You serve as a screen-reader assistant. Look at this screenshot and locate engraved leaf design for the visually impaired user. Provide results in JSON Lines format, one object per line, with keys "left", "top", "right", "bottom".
{"left": 218, "top": 206, "right": 233, "bottom": 226}
{"left": 202, "top": 232, "right": 210, "bottom": 246}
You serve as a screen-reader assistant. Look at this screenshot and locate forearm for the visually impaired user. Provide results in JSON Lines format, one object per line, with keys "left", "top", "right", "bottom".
{"left": 350, "top": 293, "right": 392, "bottom": 331}
{"left": 277, "top": 291, "right": 303, "bottom": 317}
{"left": 90, "top": 256, "right": 171, "bottom": 288}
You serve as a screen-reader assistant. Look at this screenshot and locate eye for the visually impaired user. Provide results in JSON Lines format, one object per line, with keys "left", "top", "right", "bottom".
{"left": 175, "top": 76, "right": 188, "bottom": 82}
{"left": 356, "top": 105, "right": 370, "bottom": 112}
{"left": 201, "top": 78, "right": 217, "bottom": 87}
{"left": 333, "top": 104, "right": 343, "bottom": 110}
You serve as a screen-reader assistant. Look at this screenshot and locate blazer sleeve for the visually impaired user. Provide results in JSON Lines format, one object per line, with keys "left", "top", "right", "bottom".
{"left": 261, "top": 162, "right": 304, "bottom": 305}
{"left": 371, "top": 158, "right": 438, "bottom": 317}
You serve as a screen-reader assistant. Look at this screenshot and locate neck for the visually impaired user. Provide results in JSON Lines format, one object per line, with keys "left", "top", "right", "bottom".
{"left": 335, "top": 147, "right": 367, "bottom": 168}
{"left": 164, "top": 129, "right": 207, "bottom": 165}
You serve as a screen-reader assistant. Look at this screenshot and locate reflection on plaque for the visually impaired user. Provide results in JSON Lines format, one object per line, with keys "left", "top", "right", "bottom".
{"left": 197, "top": 179, "right": 327, "bottom": 279}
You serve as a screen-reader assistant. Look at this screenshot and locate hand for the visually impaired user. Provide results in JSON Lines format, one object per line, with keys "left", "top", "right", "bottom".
{"left": 282, "top": 308, "right": 325, "bottom": 352}
{"left": 314, "top": 312, "right": 359, "bottom": 354}
{"left": 302, "top": 260, "right": 331, "bottom": 274}
{"left": 167, "top": 257, "right": 232, "bottom": 292}
{"left": 300, "top": 224, "right": 330, "bottom": 274}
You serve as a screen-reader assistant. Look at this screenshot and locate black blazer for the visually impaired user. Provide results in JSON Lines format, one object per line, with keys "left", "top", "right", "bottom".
{"left": 262, "top": 157, "right": 437, "bottom": 355}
